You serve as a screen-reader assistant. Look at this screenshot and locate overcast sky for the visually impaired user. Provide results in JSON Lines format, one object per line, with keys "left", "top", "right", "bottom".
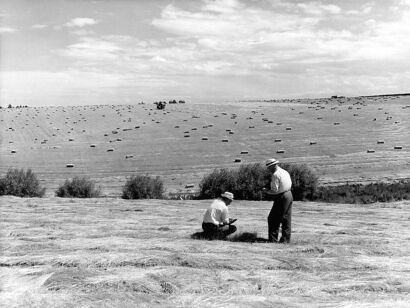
{"left": 1, "top": 0, "right": 410, "bottom": 106}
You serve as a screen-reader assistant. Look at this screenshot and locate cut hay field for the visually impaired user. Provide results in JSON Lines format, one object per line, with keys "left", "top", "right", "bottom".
{"left": 1, "top": 196, "right": 410, "bottom": 307}
{"left": 1, "top": 96, "right": 409, "bottom": 196}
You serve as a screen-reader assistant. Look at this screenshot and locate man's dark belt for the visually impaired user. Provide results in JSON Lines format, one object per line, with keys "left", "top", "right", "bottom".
{"left": 273, "top": 190, "right": 291, "bottom": 199}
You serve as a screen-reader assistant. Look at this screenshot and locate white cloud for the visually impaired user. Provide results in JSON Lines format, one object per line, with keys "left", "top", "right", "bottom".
{"left": 202, "top": 0, "right": 244, "bottom": 13}
{"left": 62, "top": 37, "right": 122, "bottom": 60}
{"left": 0, "top": 27, "right": 17, "bottom": 33}
{"left": 32, "top": 24, "right": 48, "bottom": 29}
{"left": 64, "top": 18, "right": 99, "bottom": 28}
{"left": 297, "top": 2, "right": 342, "bottom": 15}
{"left": 70, "top": 29, "right": 95, "bottom": 36}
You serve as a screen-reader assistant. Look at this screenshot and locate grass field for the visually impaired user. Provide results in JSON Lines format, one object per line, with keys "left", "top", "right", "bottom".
{"left": 1, "top": 196, "right": 410, "bottom": 307}
{"left": 1, "top": 96, "right": 409, "bottom": 196}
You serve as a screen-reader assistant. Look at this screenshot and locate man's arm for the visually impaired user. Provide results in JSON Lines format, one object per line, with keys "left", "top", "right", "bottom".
{"left": 264, "top": 174, "right": 280, "bottom": 195}
{"left": 220, "top": 207, "right": 230, "bottom": 226}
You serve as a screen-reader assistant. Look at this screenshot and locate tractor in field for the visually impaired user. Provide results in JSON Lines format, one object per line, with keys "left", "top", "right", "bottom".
{"left": 154, "top": 101, "right": 167, "bottom": 110}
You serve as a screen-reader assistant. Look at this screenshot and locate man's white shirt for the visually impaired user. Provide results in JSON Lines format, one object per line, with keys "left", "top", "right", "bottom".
{"left": 203, "top": 198, "right": 229, "bottom": 225}
{"left": 270, "top": 166, "right": 292, "bottom": 195}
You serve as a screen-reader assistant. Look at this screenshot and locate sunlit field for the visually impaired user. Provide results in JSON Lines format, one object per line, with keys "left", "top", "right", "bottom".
{"left": 1, "top": 96, "right": 409, "bottom": 197}
{"left": 1, "top": 196, "right": 410, "bottom": 307}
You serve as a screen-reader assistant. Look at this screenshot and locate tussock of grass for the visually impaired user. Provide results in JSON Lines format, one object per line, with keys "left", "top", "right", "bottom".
{"left": 191, "top": 231, "right": 267, "bottom": 243}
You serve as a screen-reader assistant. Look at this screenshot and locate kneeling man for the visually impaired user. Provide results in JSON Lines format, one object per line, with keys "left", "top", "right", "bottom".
{"left": 202, "top": 192, "right": 237, "bottom": 239}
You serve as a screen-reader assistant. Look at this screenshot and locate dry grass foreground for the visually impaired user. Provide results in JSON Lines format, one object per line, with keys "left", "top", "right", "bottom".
{"left": 1, "top": 196, "right": 410, "bottom": 307}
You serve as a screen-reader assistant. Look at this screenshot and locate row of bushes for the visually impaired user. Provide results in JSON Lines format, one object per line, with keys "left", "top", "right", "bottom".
{"left": 314, "top": 181, "right": 410, "bottom": 204}
{"left": 1, "top": 167, "right": 409, "bottom": 204}
{"left": 0, "top": 169, "right": 164, "bottom": 199}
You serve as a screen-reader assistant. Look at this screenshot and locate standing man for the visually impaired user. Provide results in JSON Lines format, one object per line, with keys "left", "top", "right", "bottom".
{"left": 263, "top": 158, "right": 293, "bottom": 243}
{"left": 202, "top": 192, "right": 237, "bottom": 239}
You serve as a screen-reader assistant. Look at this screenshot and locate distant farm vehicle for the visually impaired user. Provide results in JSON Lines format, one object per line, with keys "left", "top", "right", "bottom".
{"left": 154, "top": 101, "right": 167, "bottom": 110}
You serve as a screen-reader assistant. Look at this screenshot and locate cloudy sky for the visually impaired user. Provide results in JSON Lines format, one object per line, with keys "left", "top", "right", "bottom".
{"left": 1, "top": 0, "right": 410, "bottom": 106}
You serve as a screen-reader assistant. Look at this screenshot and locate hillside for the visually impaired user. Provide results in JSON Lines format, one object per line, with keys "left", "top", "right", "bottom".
{"left": 1, "top": 96, "right": 409, "bottom": 197}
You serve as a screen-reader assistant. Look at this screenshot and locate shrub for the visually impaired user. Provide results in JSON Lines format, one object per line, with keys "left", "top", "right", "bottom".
{"left": 122, "top": 174, "right": 164, "bottom": 199}
{"left": 281, "top": 163, "right": 319, "bottom": 200}
{"left": 198, "top": 168, "right": 237, "bottom": 199}
{"left": 0, "top": 168, "right": 45, "bottom": 197}
{"left": 314, "top": 181, "right": 410, "bottom": 204}
{"left": 198, "top": 163, "right": 318, "bottom": 201}
{"left": 56, "top": 177, "right": 101, "bottom": 198}
{"left": 235, "top": 163, "right": 270, "bottom": 200}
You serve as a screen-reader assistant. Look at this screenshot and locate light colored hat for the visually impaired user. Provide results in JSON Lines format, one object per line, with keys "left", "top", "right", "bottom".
{"left": 266, "top": 158, "right": 279, "bottom": 167}
{"left": 221, "top": 192, "right": 234, "bottom": 200}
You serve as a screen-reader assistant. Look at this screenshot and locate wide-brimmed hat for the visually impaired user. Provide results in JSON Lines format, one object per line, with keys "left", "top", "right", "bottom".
{"left": 221, "top": 192, "right": 234, "bottom": 200}
{"left": 266, "top": 158, "right": 279, "bottom": 167}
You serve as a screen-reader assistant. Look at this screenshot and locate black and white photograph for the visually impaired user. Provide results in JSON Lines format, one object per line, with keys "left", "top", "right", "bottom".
{"left": 1, "top": 0, "right": 409, "bottom": 307}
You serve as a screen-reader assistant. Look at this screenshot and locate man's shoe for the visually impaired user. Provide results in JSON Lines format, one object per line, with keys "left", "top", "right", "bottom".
{"left": 279, "top": 237, "right": 290, "bottom": 244}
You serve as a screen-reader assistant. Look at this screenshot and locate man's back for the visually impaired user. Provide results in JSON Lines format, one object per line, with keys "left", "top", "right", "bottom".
{"left": 203, "top": 198, "right": 229, "bottom": 225}
{"left": 271, "top": 166, "right": 292, "bottom": 194}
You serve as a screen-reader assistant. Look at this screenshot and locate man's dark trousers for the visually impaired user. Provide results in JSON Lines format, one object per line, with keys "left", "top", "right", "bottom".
{"left": 268, "top": 190, "right": 293, "bottom": 243}
{"left": 202, "top": 222, "right": 237, "bottom": 239}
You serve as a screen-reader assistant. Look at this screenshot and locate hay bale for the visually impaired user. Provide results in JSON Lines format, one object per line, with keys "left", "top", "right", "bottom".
{"left": 174, "top": 126, "right": 179, "bottom": 128}
{"left": 125, "top": 155, "right": 133, "bottom": 159}
{"left": 377, "top": 140, "right": 384, "bottom": 144}
{"left": 68, "top": 138, "right": 74, "bottom": 141}
{"left": 234, "top": 158, "right": 242, "bottom": 163}
{"left": 107, "top": 148, "right": 114, "bottom": 152}
{"left": 229, "top": 131, "right": 234, "bottom": 135}
{"left": 274, "top": 139, "right": 282, "bottom": 142}
{"left": 333, "top": 122, "right": 340, "bottom": 125}
{"left": 11, "top": 150, "right": 16, "bottom": 153}
{"left": 276, "top": 149, "right": 285, "bottom": 153}
{"left": 285, "top": 127, "right": 292, "bottom": 130}
{"left": 249, "top": 126, "right": 255, "bottom": 128}
{"left": 90, "top": 144, "right": 96, "bottom": 148}
{"left": 185, "top": 184, "right": 195, "bottom": 188}
{"left": 222, "top": 139, "right": 229, "bottom": 142}
{"left": 394, "top": 146, "right": 403, "bottom": 150}
{"left": 277, "top": 123, "right": 283, "bottom": 125}
{"left": 184, "top": 135, "right": 190, "bottom": 138}
{"left": 66, "top": 164, "right": 74, "bottom": 168}
{"left": 202, "top": 137, "right": 208, "bottom": 140}
{"left": 367, "top": 149, "right": 375, "bottom": 153}
{"left": 240, "top": 150, "right": 249, "bottom": 154}
{"left": 309, "top": 141, "right": 317, "bottom": 145}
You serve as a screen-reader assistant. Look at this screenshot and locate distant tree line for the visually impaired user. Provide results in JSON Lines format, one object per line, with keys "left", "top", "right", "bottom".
{"left": 154, "top": 100, "right": 186, "bottom": 110}
{"left": 1, "top": 104, "right": 29, "bottom": 109}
